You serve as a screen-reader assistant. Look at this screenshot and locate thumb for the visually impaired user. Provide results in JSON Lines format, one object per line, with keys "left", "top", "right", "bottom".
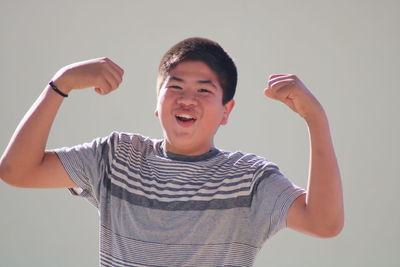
{"left": 263, "top": 87, "right": 274, "bottom": 99}
{"left": 263, "top": 86, "right": 298, "bottom": 113}
{"left": 263, "top": 83, "right": 292, "bottom": 102}
{"left": 95, "top": 87, "right": 106, "bottom": 95}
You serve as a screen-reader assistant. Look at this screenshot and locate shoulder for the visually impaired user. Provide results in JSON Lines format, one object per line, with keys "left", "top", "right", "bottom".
{"left": 212, "top": 149, "right": 281, "bottom": 183}
{"left": 218, "top": 149, "right": 278, "bottom": 170}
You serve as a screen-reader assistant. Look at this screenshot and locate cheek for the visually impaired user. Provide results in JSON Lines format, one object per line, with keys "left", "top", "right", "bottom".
{"left": 156, "top": 94, "right": 168, "bottom": 113}
{"left": 204, "top": 104, "right": 226, "bottom": 122}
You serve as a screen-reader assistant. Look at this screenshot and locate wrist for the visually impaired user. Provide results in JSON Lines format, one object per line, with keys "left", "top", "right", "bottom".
{"left": 303, "top": 105, "right": 327, "bottom": 126}
{"left": 49, "top": 81, "right": 69, "bottom": 97}
{"left": 51, "top": 75, "right": 72, "bottom": 95}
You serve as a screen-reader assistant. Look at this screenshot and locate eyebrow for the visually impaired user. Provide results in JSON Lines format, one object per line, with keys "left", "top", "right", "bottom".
{"left": 170, "top": 76, "right": 217, "bottom": 89}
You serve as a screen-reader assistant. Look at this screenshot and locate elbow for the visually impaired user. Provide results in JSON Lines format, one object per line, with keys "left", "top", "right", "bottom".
{"left": 0, "top": 161, "right": 26, "bottom": 188}
{"left": 0, "top": 159, "right": 10, "bottom": 184}
{"left": 316, "top": 225, "right": 343, "bottom": 238}
{"left": 313, "top": 217, "right": 344, "bottom": 238}
{"left": 0, "top": 163, "right": 17, "bottom": 187}
{"left": 0, "top": 165, "right": 13, "bottom": 186}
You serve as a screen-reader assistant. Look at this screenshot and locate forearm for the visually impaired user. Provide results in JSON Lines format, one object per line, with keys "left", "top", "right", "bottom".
{"left": 304, "top": 108, "right": 344, "bottom": 235}
{"left": 0, "top": 85, "right": 64, "bottom": 183}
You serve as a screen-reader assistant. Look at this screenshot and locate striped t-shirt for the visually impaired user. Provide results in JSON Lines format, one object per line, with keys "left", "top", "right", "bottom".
{"left": 55, "top": 132, "right": 305, "bottom": 267}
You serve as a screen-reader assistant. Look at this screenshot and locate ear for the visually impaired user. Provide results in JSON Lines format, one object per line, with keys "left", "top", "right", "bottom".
{"left": 220, "top": 99, "right": 235, "bottom": 125}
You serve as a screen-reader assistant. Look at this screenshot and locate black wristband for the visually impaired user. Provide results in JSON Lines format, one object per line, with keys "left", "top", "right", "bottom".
{"left": 49, "top": 81, "right": 68, "bottom": 97}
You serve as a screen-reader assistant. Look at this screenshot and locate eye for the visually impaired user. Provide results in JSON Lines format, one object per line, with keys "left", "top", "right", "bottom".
{"left": 169, "top": 85, "right": 182, "bottom": 90}
{"left": 198, "top": 88, "right": 211, "bottom": 93}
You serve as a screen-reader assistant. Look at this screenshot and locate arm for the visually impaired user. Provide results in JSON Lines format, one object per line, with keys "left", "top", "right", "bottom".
{"left": 265, "top": 74, "right": 344, "bottom": 238}
{"left": 0, "top": 58, "right": 124, "bottom": 188}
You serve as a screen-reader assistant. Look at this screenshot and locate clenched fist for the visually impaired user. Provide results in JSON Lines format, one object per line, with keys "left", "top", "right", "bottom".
{"left": 264, "top": 74, "right": 324, "bottom": 120}
{"left": 51, "top": 57, "right": 124, "bottom": 95}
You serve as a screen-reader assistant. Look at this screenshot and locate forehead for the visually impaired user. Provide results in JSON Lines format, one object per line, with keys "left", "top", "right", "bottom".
{"left": 167, "top": 61, "right": 221, "bottom": 86}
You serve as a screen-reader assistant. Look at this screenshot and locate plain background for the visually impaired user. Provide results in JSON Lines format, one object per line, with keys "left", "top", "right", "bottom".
{"left": 0, "top": 0, "right": 399, "bottom": 266}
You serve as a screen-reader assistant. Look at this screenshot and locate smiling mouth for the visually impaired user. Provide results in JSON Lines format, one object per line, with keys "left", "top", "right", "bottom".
{"left": 176, "top": 114, "right": 196, "bottom": 122}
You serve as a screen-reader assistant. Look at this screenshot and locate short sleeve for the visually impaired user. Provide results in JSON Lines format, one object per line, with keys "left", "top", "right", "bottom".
{"left": 53, "top": 132, "right": 119, "bottom": 208}
{"left": 251, "top": 166, "right": 306, "bottom": 242}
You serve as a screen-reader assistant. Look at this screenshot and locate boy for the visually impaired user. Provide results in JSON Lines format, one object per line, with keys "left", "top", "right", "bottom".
{"left": 0, "top": 37, "right": 344, "bottom": 267}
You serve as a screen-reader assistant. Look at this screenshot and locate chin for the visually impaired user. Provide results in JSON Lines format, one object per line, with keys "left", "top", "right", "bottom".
{"left": 165, "top": 136, "right": 210, "bottom": 155}
{"left": 169, "top": 137, "right": 197, "bottom": 149}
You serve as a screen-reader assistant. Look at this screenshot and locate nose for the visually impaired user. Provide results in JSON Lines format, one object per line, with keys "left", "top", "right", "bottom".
{"left": 177, "top": 89, "right": 197, "bottom": 106}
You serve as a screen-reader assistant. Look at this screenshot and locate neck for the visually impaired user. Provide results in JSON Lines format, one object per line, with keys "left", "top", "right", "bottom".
{"left": 163, "top": 140, "right": 213, "bottom": 156}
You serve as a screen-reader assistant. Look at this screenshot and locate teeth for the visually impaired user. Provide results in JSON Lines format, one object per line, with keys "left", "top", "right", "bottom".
{"left": 177, "top": 114, "right": 194, "bottom": 119}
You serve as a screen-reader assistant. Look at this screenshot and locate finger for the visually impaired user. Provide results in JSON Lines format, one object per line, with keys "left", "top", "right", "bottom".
{"left": 269, "top": 78, "right": 295, "bottom": 89}
{"left": 268, "top": 73, "right": 288, "bottom": 80}
{"left": 268, "top": 74, "right": 296, "bottom": 88}
{"left": 268, "top": 73, "right": 296, "bottom": 80}
{"left": 106, "top": 58, "right": 125, "bottom": 77}
{"left": 264, "top": 82, "right": 293, "bottom": 102}
{"left": 268, "top": 73, "right": 296, "bottom": 83}
{"left": 105, "top": 64, "right": 123, "bottom": 86}
{"left": 95, "top": 78, "right": 113, "bottom": 95}
{"left": 268, "top": 74, "right": 289, "bottom": 85}
{"left": 97, "top": 57, "right": 123, "bottom": 83}
{"left": 98, "top": 57, "right": 124, "bottom": 80}
{"left": 103, "top": 71, "right": 119, "bottom": 92}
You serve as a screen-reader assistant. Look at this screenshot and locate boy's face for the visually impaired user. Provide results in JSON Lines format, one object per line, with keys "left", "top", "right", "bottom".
{"left": 155, "top": 61, "right": 235, "bottom": 156}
